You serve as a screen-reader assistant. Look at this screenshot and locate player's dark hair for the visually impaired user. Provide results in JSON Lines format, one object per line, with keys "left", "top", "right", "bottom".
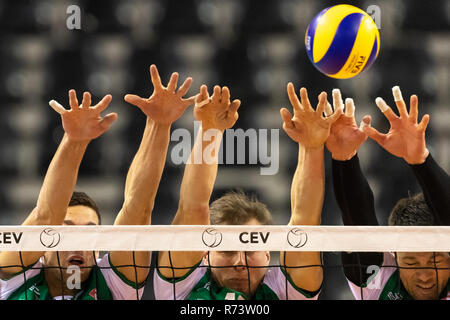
{"left": 210, "top": 190, "right": 273, "bottom": 225}
{"left": 69, "top": 191, "right": 101, "bottom": 225}
{"left": 388, "top": 193, "right": 434, "bottom": 226}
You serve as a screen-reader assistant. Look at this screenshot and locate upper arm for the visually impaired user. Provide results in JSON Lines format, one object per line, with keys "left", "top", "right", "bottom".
{"left": 332, "top": 155, "right": 379, "bottom": 226}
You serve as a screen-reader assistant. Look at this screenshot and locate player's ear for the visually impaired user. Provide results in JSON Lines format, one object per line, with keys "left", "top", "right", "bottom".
{"left": 265, "top": 251, "right": 270, "bottom": 264}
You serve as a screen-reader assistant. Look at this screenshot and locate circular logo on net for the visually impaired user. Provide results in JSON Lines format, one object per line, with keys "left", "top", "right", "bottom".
{"left": 287, "top": 228, "right": 308, "bottom": 248}
{"left": 202, "top": 228, "right": 222, "bottom": 248}
{"left": 40, "top": 228, "right": 61, "bottom": 248}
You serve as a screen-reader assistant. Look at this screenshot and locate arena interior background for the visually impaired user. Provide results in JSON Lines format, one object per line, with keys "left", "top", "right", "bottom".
{"left": 0, "top": 0, "right": 449, "bottom": 299}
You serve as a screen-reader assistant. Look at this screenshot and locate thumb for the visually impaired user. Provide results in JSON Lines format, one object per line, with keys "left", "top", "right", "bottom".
{"left": 229, "top": 99, "right": 241, "bottom": 113}
{"left": 280, "top": 108, "right": 294, "bottom": 129}
{"left": 183, "top": 95, "right": 197, "bottom": 107}
{"left": 417, "top": 114, "right": 430, "bottom": 132}
{"left": 361, "top": 121, "right": 386, "bottom": 145}
{"left": 99, "top": 113, "right": 118, "bottom": 130}
{"left": 359, "top": 115, "right": 371, "bottom": 132}
{"left": 124, "top": 94, "right": 146, "bottom": 109}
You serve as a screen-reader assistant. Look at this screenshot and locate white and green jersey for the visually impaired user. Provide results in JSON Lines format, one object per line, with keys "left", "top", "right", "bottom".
{"left": 348, "top": 252, "right": 450, "bottom": 300}
{"left": 0, "top": 254, "right": 144, "bottom": 300}
{"left": 154, "top": 261, "right": 320, "bottom": 300}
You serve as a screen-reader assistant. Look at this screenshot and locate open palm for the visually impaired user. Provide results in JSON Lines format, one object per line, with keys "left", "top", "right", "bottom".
{"left": 194, "top": 85, "right": 241, "bottom": 131}
{"left": 280, "top": 83, "right": 342, "bottom": 148}
{"left": 362, "top": 90, "right": 429, "bottom": 164}
{"left": 124, "top": 65, "right": 195, "bottom": 124}
{"left": 50, "top": 90, "right": 117, "bottom": 142}
{"left": 326, "top": 92, "right": 368, "bottom": 160}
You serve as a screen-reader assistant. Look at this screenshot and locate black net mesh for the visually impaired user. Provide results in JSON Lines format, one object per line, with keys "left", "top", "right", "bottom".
{"left": 1, "top": 250, "right": 448, "bottom": 300}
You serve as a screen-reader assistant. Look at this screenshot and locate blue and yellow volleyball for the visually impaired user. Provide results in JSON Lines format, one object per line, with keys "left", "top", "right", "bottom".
{"left": 305, "top": 4, "right": 380, "bottom": 79}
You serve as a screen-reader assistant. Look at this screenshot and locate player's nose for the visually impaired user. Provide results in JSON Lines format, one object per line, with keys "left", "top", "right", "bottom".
{"left": 415, "top": 269, "right": 435, "bottom": 283}
{"left": 232, "top": 251, "right": 247, "bottom": 270}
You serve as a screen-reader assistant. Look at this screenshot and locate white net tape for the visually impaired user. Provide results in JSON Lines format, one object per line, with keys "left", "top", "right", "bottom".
{"left": 0, "top": 225, "right": 449, "bottom": 252}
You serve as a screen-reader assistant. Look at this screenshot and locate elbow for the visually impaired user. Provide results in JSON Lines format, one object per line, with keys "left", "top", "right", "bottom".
{"left": 30, "top": 205, "right": 59, "bottom": 226}
{"left": 121, "top": 199, "right": 154, "bottom": 223}
{"left": 177, "top": 201, "right": 210, "bottom": 224}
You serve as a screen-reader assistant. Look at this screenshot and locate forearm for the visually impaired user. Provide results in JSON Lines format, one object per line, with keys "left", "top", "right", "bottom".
{"left": 290, "top": 145, "right": 324, "bottom": 225}
{"left": 332, "top": 154, "right": 383, "bottom": 285}
{"left": 1, "top": 135, "right": 89, "bottom": 273}
{"left": 332, "top": 154, "right": 379, "bottom": 226}
{"left": 117, "top": 119, "right": 171, "bottom": 225}
{"left": 282, "top": 145, "right": 324, "bottom": 292}
{"left": 25, "top": 134, "right": 89, "bottom": 226}
{"left": 175, "top": 125, "right": 223, "bottom": 224}
{"left": 409, "top": 153, "right": 450, "bottom": 225}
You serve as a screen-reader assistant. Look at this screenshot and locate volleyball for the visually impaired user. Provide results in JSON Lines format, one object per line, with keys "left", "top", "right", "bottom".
{"left": 305, "top": 4, "right": 380, "bottom": 79}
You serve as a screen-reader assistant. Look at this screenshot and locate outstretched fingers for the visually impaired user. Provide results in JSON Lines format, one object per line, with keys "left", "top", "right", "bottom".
{"left": 280, "top": 108, "right": 294, "bottom": 129}
{"left": 417, "top": 114, "right": 430, "bottom": 132}
{"left": 332, "top": 88, "right": 344, "bottom": 113}
{"left": 287, "top": 82, "right": 303, "bottom": 114}
{"left": 211, "top": 85, "right": 221, "bottom": 104}
{"left": 361, "top": 119, "right": 386, "bottom": 145}
{"left": 299, "top": 87, "right": 314, "bottom": 112}
{"left": 221, "top": 86, "right": 231, "bottom": 105}
{"left": 316, "top": 92, "right": 328, "bottom": 116}
{"left": 195, "top": 85, "right": 210, "bottom": 108}
{"left": 80, "top": 92, "right": 91, "bottom": 109}
{"left": 167, "top": 72, "right": 179, "bottom": 93}
{"left": 68, "top": 89, "right": 79, "bottom": 110}
{"left": 409, "top": 94, "right": 419, "bottom": 124}
{"left": 326, "top": 97, "right": 343, "bottom": 124}
{"left": 392, "top": 86, "right": 408, "bottom": 118}
{"left": 150, "top": 64, "right": 163, "bottom": 91}
{"left": 228, "top": 99, "right": 241, "bottom": 114}
{"left": 124, "top": 94, "right": 146, "bottom": 109}
{"left": 324, "top": 101, "right": 333, "bottom": 117}
{"left": 177, "top": 77, "right": 193, "bottom": 97}
{"left": 93, "top": 94, "right": 113, "bottom": 113}
{"left": 375, "top": 97, "right": 398, "bottom": 122}
{"left": 99, "top": 113, "right": 118, "bottom": 130}
{"left": 49, "top": 100, "right": 67, "bottom": 115}
{"left": 344, "top": 98, "right": 355, "bottom": 118}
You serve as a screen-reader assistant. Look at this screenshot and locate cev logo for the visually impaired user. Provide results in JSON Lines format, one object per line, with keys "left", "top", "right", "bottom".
{"left": 40, "top": 228, "right": 61, "bottom": 248}
{"left": 202, "top": 228, "right": 222, "bottom": 248}
{"left": 287, "top": 228, "right": 308, "bottom": 248}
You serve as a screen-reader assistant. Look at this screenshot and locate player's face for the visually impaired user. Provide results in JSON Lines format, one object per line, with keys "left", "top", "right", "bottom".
{"left": 397, "top": 252, "right": 450, "bottom": 300}
{"left": 205, "top": 218, "right": 270, "bottom": 298}
{"left": 43, "top": 205, "right": 100, "bottom": 284}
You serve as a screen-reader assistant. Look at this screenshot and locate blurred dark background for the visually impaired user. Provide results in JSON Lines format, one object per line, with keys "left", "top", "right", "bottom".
{"left": 0, "top": 0, "right": 448, "bottom": 299}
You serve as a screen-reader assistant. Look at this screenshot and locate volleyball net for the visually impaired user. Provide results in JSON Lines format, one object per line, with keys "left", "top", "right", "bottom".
{"left": 0, "top": 225, "right": 449, "bottom": 300}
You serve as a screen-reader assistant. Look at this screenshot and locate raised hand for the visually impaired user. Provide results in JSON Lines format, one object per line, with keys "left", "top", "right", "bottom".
{"left": 280, "top": 83, "right": 342, "bottom": 148}
{"left": 362, "top": 86, "right": 430, "bottom": 164}
{"left": 124, "top": 64, "right": 195, "bottom": 124}
{"left": 326, "top": 89, "right": 370, "bottom": 160}
{"left": 49, "top": 90, "right": 117, "bottom": 142}
{"left": 194, "top": 85, "right": 241, "bottom": 131}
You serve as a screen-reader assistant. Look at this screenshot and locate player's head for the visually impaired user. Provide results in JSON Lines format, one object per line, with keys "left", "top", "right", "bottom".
{"left": 388, "top": 193, "right": 434, "bottom": 226}
{"left": 204, "top": 191, "right": 272, "bottom": 298}
{"left": 43, "top": 191, "right": 101, "bottom": 287}
{"left": 389, "top": 193, "right": 450, "bottom": 300}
